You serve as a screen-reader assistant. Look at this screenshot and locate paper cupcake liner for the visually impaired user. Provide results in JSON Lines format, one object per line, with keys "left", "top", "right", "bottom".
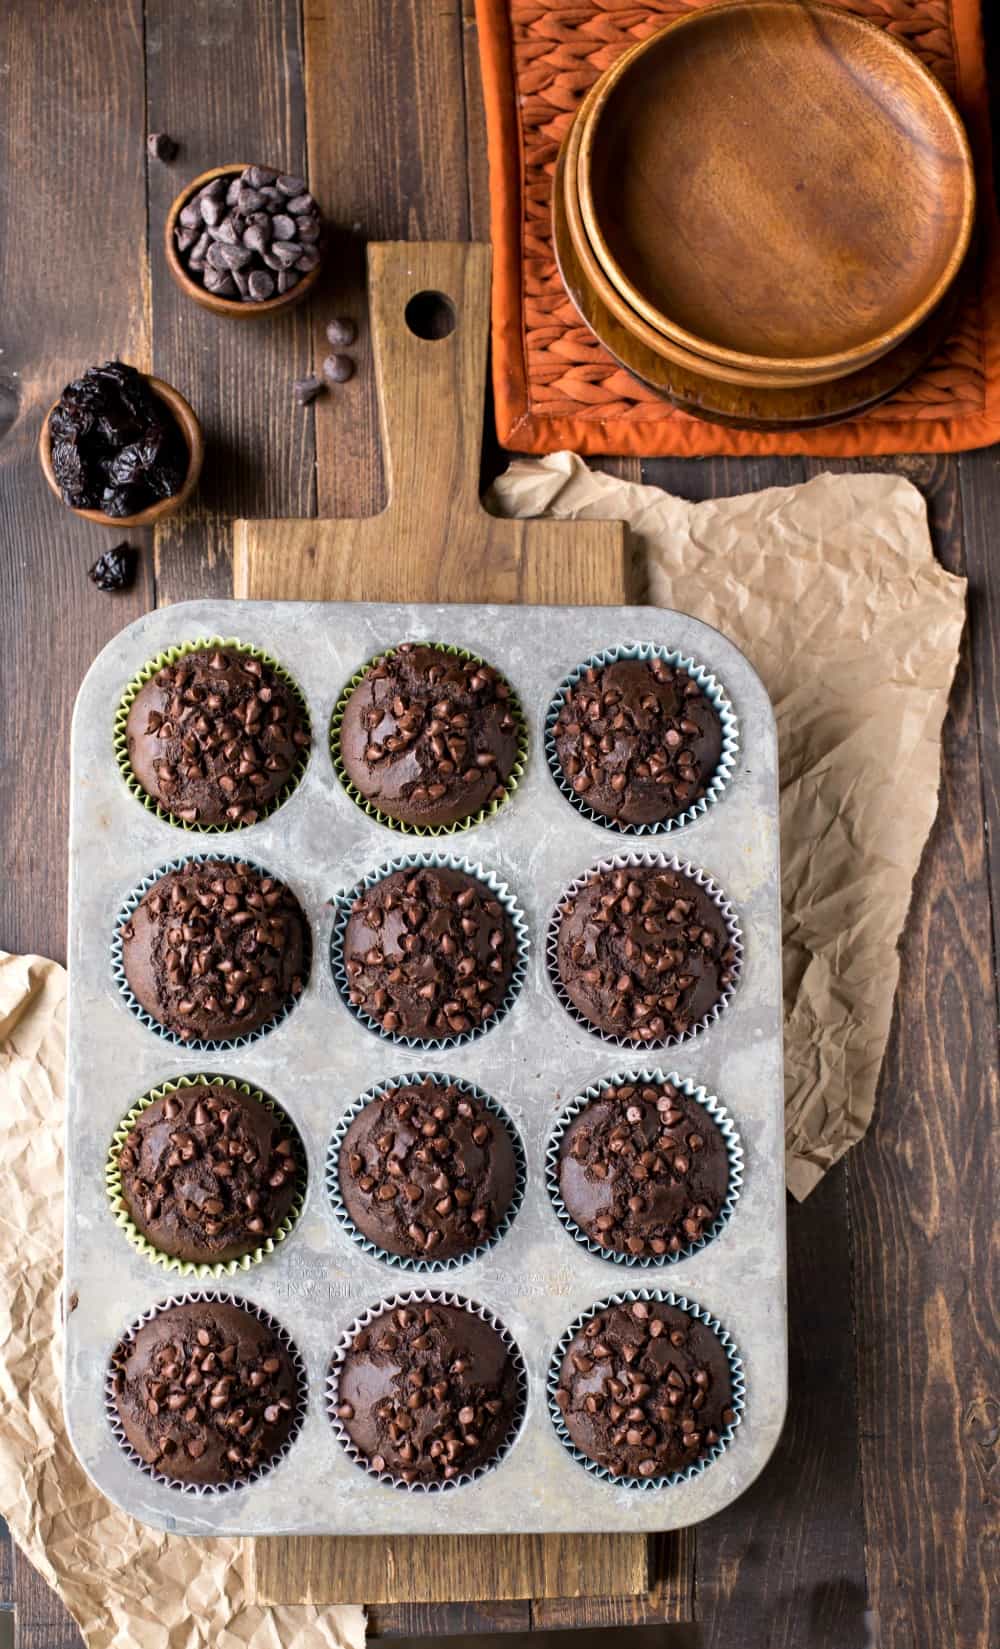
{"left": 329, "top": 854, "right": 529, "bottom": 1050}
{"left": 114, "top": 636, "right": 311, "bottom": 833}
{"left": 544, "top": 643, "right": 739, "bottom": 836}
{"left": 546, "top": 852, "right": 743, "bottom": 1050}
{"left": 547, "top": 1289, "right": 745, "bottom": 1492}
{"left": 105, "top": 1290, "right": 308, "bottom": 1496}
{"left": 329, "top": 642, "right": 528, "bottom": 837}
{"left": 545, "top": 1069, "right": 743, "bottom": 1268}
{"left": 326, "top": 1071, "right": 527, "bottom": 1274}
{"left": 326, "top": 1289, "right": 528, "bottom": 1492}
{"left": 106, "top": 1073, "right": 307, "bottom": 1279}
{"left": 111, "top": 852, "right": 312, "bottom": 1052}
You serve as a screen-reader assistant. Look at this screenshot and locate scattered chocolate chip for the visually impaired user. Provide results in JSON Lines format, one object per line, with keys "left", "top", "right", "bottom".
{"left": 147, "top": 132, "right": 179, "bottom": 163}
{"left": 326, "top": 316, "right": 358, "bottom": 347}
{"left": 322, "top": 352, "right": 355, "bottom": 385}
{"left": 292, "top": 374, "right": 324, "bottom": 405}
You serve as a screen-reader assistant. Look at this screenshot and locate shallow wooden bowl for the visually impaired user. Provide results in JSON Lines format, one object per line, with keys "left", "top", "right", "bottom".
{"left": 553, "top": 134, "right": 967, "bottom": 431}
{"left": 578, "top": 0, "right": 975, "bottom": 378}
{"left": 563, "top": 91, "right": 856, "bottom": 390}
{"left": 39, "top": 374, "right": 204, "bottom": 528}
{"left": 164, "top": 164, "right": 322, "bottom": 318}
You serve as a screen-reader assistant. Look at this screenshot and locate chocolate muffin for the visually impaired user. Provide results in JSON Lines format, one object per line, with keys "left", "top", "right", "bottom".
{"left": 553, "top": 1298, "right": 736, "bottom": 1480}
{"left": 337, "top": 643, "right": 520, "bottom": 828}
{"left": 110, "top": 1299, "right": 301, "bottom": 1486}
{"left": 125, "top": 647, "right": 309, "bottom": 827}
{"left": 551, "top": 657, "right": 723, "bottom": 827}
{"left": 120, "top": 858, "right": 309, "bottom": 1043}
{"left": 117, "top": 1083, "right": 301, "bottom": 1264}
{"left": 554, "top": 864, "right": 738, "bottom": 1043}
{"left": 556, "top": 1079, "right": 730, "bottom": 1259}
{"left": 341, "top": 865, "right": 518, "bottom": 1041}
{"left": 338, "top": 1079, "right": 518, "bottom": 1262}
{"left": 333, "top": 1299, "right": 523, "bottom": 1484}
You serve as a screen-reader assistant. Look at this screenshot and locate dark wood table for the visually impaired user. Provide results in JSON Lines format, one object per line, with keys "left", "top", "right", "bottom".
{"left": 0, "top": 3, "right": 996, "bottom": 1645}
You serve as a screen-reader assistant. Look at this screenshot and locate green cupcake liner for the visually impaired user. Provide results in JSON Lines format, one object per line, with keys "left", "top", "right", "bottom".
{"left": 114, "top": 636, "right": 312, "bottom": 833}
{"left": 329, "top": 642, "right": 528, "bottom": 836}
{"left": 106, "top": 1073, "right": 307, "bottom": 1279}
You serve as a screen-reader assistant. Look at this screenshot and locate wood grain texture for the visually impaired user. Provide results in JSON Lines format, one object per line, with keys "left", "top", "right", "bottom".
{"left": 145, "top": 0, "right": 314, "bottom": 607}
{"left": 234, "top": 243, "right": 629, "bottom": 604}
{"left": 303, "top": 0, "right": 471, "bottom": 520}
{"left": 11, "top": 1546, "right": 82, "bottom": 1649}
{"left": 0, "top": 0, "right": 154, "bottom": 968}
{"left": 845, "top": 458, "right": 999, "bottom": 1649}
{"left": 250, "top": 1533, "right": 647, "bottom": 1606}
{"left": 366, "top": 1598, "right": 531, "bottom": 1637}
{"left": 529, "top": 1527, "right": 694, "bottom": 1630}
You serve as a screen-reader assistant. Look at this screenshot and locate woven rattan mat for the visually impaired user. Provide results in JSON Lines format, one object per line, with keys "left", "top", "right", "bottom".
{"left": 476, "top": 0, "right": 1000, "bottom": 456}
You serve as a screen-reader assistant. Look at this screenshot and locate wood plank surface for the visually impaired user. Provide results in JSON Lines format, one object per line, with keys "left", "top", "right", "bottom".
{"left": 251, "top": 1533, "right": 647, "bottom": 1606}
{"left": 0, "top": 0, "right": 997, "bottom": 1642}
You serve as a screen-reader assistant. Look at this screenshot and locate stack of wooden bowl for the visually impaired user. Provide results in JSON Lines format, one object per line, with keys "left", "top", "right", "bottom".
{"left": 554, "top": 0, "right": 976, "bottom": 429}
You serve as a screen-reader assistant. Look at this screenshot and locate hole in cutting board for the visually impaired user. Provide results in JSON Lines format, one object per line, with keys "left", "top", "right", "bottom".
{"left": 405, "top": 290, "right": 456, "bottom": 340}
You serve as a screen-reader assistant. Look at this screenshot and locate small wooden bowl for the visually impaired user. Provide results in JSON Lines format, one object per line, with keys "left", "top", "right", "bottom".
{"left": 578, "top": 0, "right": 975, "bottom": 378}
{"left": 39, "top": 373, "right": 204, "bottom": 528}
{"left": 164, "top": 164, "right": 322, "bottom": 318}
{"left": 562, "top": 93, "right": 850, "bottom": 390}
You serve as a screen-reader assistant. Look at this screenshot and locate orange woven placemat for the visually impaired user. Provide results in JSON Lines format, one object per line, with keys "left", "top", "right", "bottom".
{"left": 476, "top": 0, "right": 1000, "bottom": 456}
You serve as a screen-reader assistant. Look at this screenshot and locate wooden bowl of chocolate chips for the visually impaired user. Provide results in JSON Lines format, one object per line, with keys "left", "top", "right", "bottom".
{"left": 165, "top": 163, "right": 323, "bottom": 316}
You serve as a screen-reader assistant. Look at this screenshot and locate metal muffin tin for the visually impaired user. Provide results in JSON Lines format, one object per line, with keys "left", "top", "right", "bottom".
{"left": 66, "top": 598, "right": 786, "bottom": 1536}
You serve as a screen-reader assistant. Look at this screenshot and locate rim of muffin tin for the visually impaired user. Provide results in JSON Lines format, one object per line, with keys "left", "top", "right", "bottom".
{"left": 106, "top": 1073, "right": 308, "bottom": 1279}
{"left": 544, "top": 643, "right": 739, "bottom": 835}
{"left": 547, "top": 1289, "right": 745, "bottom": 1492}
{"left": 111, "top": 853, "right": 312, "bottom": 1052}
{"left": 546, "top": 1070, "right": 744, "bottom": 1269}
{"left": 329, "top": 854, "right": 530, "bottom": 1050}
{"left": 326, "top": 1071, "right": 527, "bottom": 1274}
{"left": 105, "top": 1291, "right": 308, "bottom": 1495}
{"left": 329, "top": 642, "right": 529, "bottom": 837}
{"left": 114, "top": 636, "right": 312, "bottom": 833}
{"left": 326, "top": 1290, "right": 529, "bottom": 1492}
{"left": 546, "top": 852, "right": 743, "bottom": 1050}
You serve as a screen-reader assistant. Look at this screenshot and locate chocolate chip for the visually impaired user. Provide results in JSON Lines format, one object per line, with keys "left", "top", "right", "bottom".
{"left": 147, "top": 132, "right": 178, "bottom": 163}
{"left": 323, "top": 353, "right": 355, "bottom": 385}
{"left": 326, "top": 316, "right": 358, "bottom": 347}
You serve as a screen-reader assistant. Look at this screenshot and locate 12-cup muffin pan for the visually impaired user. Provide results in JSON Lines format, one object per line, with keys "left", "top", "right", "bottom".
{"left": 66, "top": 598, "right": 786, "bottom": 1535}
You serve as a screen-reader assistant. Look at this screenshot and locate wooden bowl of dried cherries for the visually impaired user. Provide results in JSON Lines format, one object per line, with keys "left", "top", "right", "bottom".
{"left": 39, "top": 361, "right": 203, "bottom": 528}
{"left": 165, "top": 163, "right": 323, "bottom": 316}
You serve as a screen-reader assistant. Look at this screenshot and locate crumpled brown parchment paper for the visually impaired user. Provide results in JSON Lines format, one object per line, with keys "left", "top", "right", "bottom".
{"left": 490, "top": 455, "right": 966, "bottom": 1199}
{"left": 0, "top": 950, "right": 365, "bottom": 1649}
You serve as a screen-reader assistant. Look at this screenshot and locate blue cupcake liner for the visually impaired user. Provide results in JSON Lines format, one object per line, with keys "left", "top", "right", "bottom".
{"left": 547, "top": 1288, "right": 745, "bottom": 1492}
{"left": 114, "top": 635, "right": 312, "bottom": 834}
{"left": 111, "top": 852, "right": 311, "bottom": 1053}
{"left": 544, "top": 643, "right": 739, "bottom": 835}
{"left": 329, "top": 853, "right": 529, "bottom": 1051}
{"left": 326, "top": 1071, "right": 527, "bottom": 1275}
{"left": 546, "top": 851, "right": 743, "bottom": 1050}
{"left": 105, "top": 1289, "right": 308, "bottom": 1496}
{"left": 326, "top": 1289, "right": 528, "bottom": 1492}
{"left": 545, "top": 1069, "right": 743, "bottom": 1269}
{"left": 329, "top": 641, "right": 528, "bottom": 837}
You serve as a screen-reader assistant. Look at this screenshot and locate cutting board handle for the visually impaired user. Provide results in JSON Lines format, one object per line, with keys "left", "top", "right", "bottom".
{"left": 368, "top": 242, "right": 492, "bottom": 534}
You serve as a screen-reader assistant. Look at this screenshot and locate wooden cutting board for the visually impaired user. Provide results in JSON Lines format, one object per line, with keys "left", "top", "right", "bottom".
{"left": 235, "top": 240, "right": 650, "bottom": 1609}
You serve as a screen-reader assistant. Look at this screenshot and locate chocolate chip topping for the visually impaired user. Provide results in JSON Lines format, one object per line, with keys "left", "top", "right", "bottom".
{"left": 555, "top": 865, "right": 737, "bottom": 1043}
{"left": 118, "top": 1083, "right": 301, "bottom": 1264}
{"left": 339, "top": 1080, "right": 517, "bottom": 1261}
{"left": 111, "top": 1300, "right": 300, "bottom": 1486}
{"left": 557, "top": 1080, "right": 729, "bottom": 1258}
{"left": 120, "top": 859, "right": 308, "bottom": 1043}
{"left": 553, "top": 658, "right": 723, "bottom": 827}
{"left": 341, "top": 866, "right": 518, "bottom": 1041}
{"left": 126, "top": 647, "right": 310, "bottom": 827}
{"left": 554, "top": 1300, "right": 734, "bottom": 1479}
{"left": 339, "top": 643, "right": 520, "bottom": 828}
{"left": 334, "top": 1300, "right": 522, "bottom": 1484}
